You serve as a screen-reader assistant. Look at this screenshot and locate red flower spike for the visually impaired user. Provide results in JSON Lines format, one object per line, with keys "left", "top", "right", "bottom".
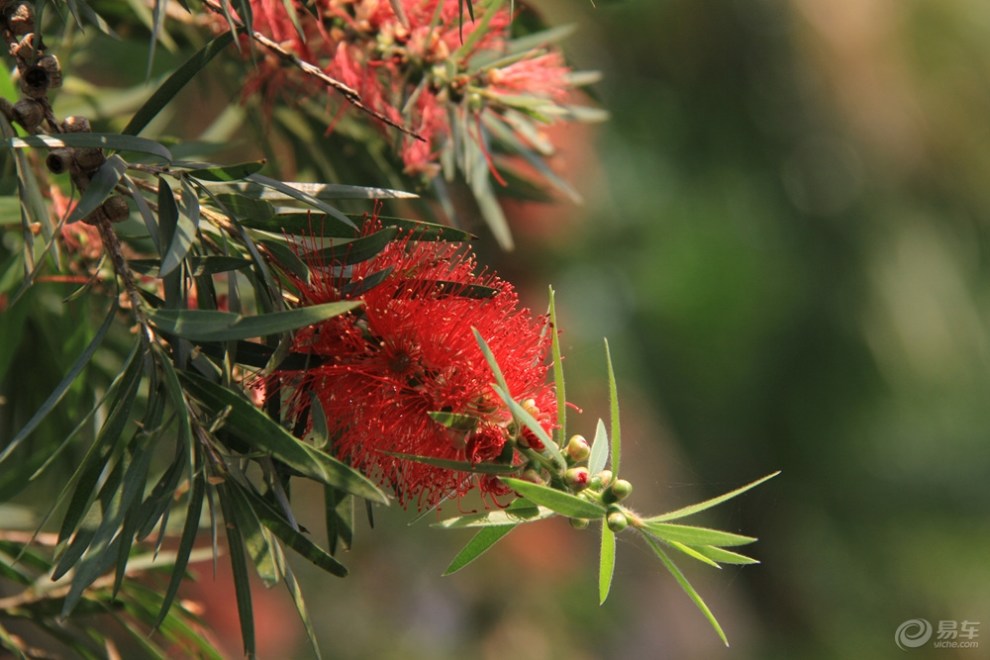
{"left": 271, "top": 219, "right": 557, "bottom": 508}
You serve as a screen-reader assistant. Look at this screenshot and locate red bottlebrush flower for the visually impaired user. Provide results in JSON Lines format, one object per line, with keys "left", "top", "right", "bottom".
{"left": 226, "top": 1, "right": 581, "bottom": 178}
{"left": 270, "top": 220, "right": 556, "bottom": 508}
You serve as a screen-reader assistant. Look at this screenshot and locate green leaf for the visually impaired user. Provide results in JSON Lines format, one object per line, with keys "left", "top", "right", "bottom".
{"left": 434, "top": 499, "right": 553, "bottom": 529}
{"left": 203, "top": 180, "right": 417, "bottom": 201}
{"left": 473, "top": 327, "right": 509, "bottom": 392}
{"left": 548, "top": 286, "right": 566, "bottom": 445}
{"left": 689, "top": 545, "right": 760, "bottom": 566}
{"left": 499, "top": 478, "right": 606, "bottom": 519}
{"left": 385, "top": 451, "right": 517, "bottom": 475}
{"left": 67, "top": 155, "right": 128, "bottom": 224}
{"left": 238, "top": 483, "right": 348, "bottom": 577}
{"left": 492, "top": 384, "right": 566, "bottom": 469}
{"left": 282, "top": 566, "right": 323, "bottom": 660}
{"left": 668, "top": 540, "right": 721, "bottom": 569}
{"left": 588, "top": 418, "right": 608, "bottom": 475}
{"left": 186, "top": 161, "right": 266, "bottom": 182}
{"left": 225, "top": 482, "right": 282, "bottom": 587}
{"left": 10, "top": 133, "right": 172, "bottom": 162}
{"left": 641, "top": 533, "right": 729, "bottom": 646}
{"left": 159, "top": 177, "right": 200, "bottom": 276}
{"left": 604, "top": 338, "right": 621, "bottom": 477}
{"left": 180, "top": 374, "right": 388, "bottom": 504}
{"left": 218, "top": 485, "right": 256, "bottom": 658}
{"left": 150, "top": 301, "right": 361, "bottom": 342}
{"left": 647, "top": 472, "right": 781, "bottom": 522}
{"left": 124, "top": 31, "right": 235, "bottom": 136}
{"left": 443, "top": 525, "right": 516, "bottom": 575}
{"left": 599, "top": 523, "right": 616, "bottom": 605}
{"left": 0, "top": 301, "right": 117, "bottom": 464}
{"left": 303, "top": 227, "right": 399, "bottom": 265}
{"left": 153, "top": 466, "right": 204, "bottom": 629}
{"left": 324, "top": 485, "right": 353, "bottom": 555}
{"left": 212, "top": 193, "right": 275, "bottom": 223}
{"left": 641, "top": 521, "right": 757, "bottom": 548}
{"left": 245, "top": 174, "right": 358, "bottom": 229}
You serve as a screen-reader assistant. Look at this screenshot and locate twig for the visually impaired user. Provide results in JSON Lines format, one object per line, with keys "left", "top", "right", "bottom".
{"left": 201, "top": 0, "right": 425, "bottom": 142}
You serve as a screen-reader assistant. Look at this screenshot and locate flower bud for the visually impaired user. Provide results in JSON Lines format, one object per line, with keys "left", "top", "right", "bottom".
{"left": 606, "top": 511, "right": 628, "bottom": 533}
{"left": 610, "top": 479, "right": 633, "bottom": 501}
{"left": 592, "top": 469, "right": 613, "bottom": 490}
{"left": 565, "top": 434, "right": 590, "bottom": 462}
{"left": 564, "top": 467, "right": 590, "bottom": 490}
{"left": 569, "top": 517, "right": 590, "bottom": 530}
{"left": 520, "top": 468, "right": 544, "bottom": 485}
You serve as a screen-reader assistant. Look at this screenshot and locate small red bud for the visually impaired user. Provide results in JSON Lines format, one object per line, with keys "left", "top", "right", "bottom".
{"left": 565, "top": 467, "right": 590, "bottom": 490}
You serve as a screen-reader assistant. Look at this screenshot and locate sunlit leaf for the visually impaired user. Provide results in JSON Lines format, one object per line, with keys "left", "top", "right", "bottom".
{"left": 499, "top": 478, "right": 605, "bottom": 519}
{"left": 641, "top": 521, "right": 757, "bottom": 548}
{"left": 599, "top": 524, "right": 616, "bottom": 605}
{"left": 443, "top": 525, "right": 515, "bottom": 575}
{"left": 641, "top": 533, "right": 729, "bottom": 646}
{"left": 647, "top": 472, "right": 781, "bottom": 523}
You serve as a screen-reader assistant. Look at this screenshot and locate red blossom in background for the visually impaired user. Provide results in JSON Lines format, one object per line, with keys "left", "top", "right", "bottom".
{"left": 270, "top": 219, "right": 556, "bottom": 508}
{"left": 234, "top": 0, "right": 579, "bottom": 177}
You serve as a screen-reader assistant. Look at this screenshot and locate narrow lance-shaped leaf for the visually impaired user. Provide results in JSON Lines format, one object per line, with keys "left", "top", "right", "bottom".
{"left": 238, "top": 483, "right": 348, "bottom": 577}
{"left": 647, "top": 471, "right": 781, "bottom": 523}
{"left": 588, "top": 418, "right": 609, "bottom": 475}
{"left": 604, "top": 338, "right": 621, "bottom": 477}
{"left": 434, "top": 501, "right": 554, "bottom": 529}
{"left": 154, "top": 464, "right": 205, "bottom": 629}
{"left": 180, "top": 374, "right": 388, "bottom": 504}
{"left": 10, "top": 134, "right": 172, "bottom": 162}
{"left": 443, "top": 525, "right": 516, "bottom": 576}
{"left": 124, "top": 31, "right": 235, "bottom": 136}
{"left": 68, "top": 155, "right": 128, "bottom": 224}
{"left": 641, "top": 533, "right": 729, "bottom": 646}
{"left": 641, "top": 521, "right": 757, "bottom": 548}
{"left": 492, "top": 384, "right": 566, "bottom": 469}
{"left": 599, "top": 524, "right": 616, "bottom": 605}
{"left": 499, "top": 478, "right": 606, "bottom": 519}
{"left": 218, "top": 485, "right": 256, "bottom": 658}
{"left": 149, "top": 301, "right": 361, "bottom": 342}
{"left": 0, "top": 300, "right": 118, "bottom": 464}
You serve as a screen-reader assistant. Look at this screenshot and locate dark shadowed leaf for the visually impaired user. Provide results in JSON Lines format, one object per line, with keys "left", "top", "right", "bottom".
{"left": 180, "top": 374, "right": 388, "bottom": 503}
{"left": 149, "top": 301, "right": 361, "bottom": 342}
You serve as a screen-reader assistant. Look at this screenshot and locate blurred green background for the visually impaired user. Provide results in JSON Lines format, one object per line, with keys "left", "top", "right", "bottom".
{"left": 5, "top": 1, "right": 990, "bottom": 658}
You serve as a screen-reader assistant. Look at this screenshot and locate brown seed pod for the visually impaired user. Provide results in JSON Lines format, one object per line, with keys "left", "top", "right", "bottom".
{"left": 11, "top": 98, "right": 43, "bottom": 131}
{"left": 72, "top": 147, "right": 105, "bottom": 173}
{"left": 101, "top": 195, "right": 130, "bottom": 223}
{"left": 19, "top": 64, "right": 50, "bottom": 99}
{"left": 61, "top": 115, "right": 91, "bottom": 133}
{"left": 37, "top": 55, "right": 61, "bottom": 89}
{"left": 46, "top": 148, "right": 73, "bottom": 175}
{"left": 4, "top": 2, "right": 34, "bottom": 36}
